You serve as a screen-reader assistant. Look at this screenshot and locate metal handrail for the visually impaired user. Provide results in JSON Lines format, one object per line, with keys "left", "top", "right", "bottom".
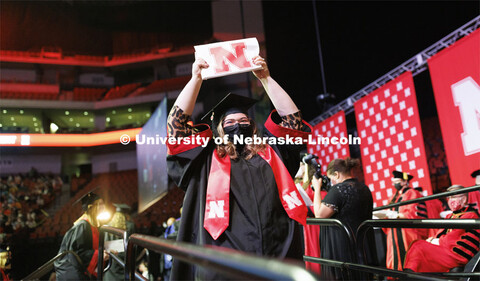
{"left": 305, "top": 218, "right": 368, "bottom": 280}
{"left": 356, "top": 219, "right": 480, "bottom": 275}
{"left": 107, "top": 251, "right": 147, "bottom": 281}
{"left": 98, "top": 225, "right": 128, "bottom": 281}
{"left": 373, "top": 185, "right": 480, "bottom": 211}
{"left": 22, "top": 250, "right": 82, "bottom": 281}
{"left": 306, "top": 218, "right": 357, "bottom": 263}
{"left": 125, "top": 234, "right": 317, "bottom": 281}
{"left": 303, "top": 256, "right": 456, "bottom": 281}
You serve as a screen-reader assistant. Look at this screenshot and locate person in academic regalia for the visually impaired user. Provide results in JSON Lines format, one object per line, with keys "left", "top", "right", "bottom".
{"left": 468, "top": 169, "right": 480, "bottom": 212}
{"left": 166, "top": 56, "right": 311, "bottom": 280}
{"left": 103, "top": 203, "right": 134, "bottom": 281}
{"left": 384, "top": 170, "right": 429, "bottom": 271}
{"left": 404, "top": 185, "right": 480, "bottom": 272}
{"left": 312, "top": 158, "right": 374, "bottom": 280}
{"left": 54, "top": 192, "right": 108, "bottom": 280}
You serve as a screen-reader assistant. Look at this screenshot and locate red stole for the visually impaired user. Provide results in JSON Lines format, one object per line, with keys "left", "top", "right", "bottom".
{"left": 203, "top": 144, "right": 307, "bottom": 240}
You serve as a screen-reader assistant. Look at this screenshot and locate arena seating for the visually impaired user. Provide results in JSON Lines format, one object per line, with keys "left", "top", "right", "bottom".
{"left": 72, "top": 87, "right": 107, "bottom": 101}
{"left": 0, "top": 170, "right": 62, "bottom": 243}
{"left": 29, "top": 169, "right": 184, "bottom": 239}
{"left": 130, "top": 76, "right": 190, "bottom": 97}
{"left": 133, "top": 187, "right": 184, "bottom": 234}
{"left": 102, "top": 82, "right": 141, "bottom": 100}
{"left": 0, "top": 81, "right": 59, "bottom": 100}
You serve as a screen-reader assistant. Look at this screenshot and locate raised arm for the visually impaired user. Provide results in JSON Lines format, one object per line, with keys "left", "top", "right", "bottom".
{"left": 173, "top": 58, "right": 209, "bottom": 115}
{"left": 168, "top": 58, "right": 209, "bottom": 137}
{"left": 252, "top": 56, "right": 299, "bottom": 117}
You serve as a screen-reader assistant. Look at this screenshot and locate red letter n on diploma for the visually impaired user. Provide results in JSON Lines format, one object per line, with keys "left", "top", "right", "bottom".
{"left": 209, "top": 42, "right": 253, "bottom": 74}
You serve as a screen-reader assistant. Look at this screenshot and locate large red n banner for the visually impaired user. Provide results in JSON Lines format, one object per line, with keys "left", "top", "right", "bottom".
{"left": 354, "top": 72, "right": 432, "bottom": 207}
{"left": 307, "top": 111, "right": 350, "bottom": 173}
{"left": 428, "top": 29, "right": 480, "bottom": 186}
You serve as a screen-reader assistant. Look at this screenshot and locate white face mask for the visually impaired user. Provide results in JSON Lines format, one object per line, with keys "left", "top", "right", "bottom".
{"left": 448, "top": 196, "right": 467, "bottom": 212}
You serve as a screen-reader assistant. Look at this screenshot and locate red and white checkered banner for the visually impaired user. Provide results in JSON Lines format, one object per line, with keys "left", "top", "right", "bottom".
{"left": 428, "top": 29, "right": 480, "bottom": 186}
{"left": 307, "top": 111, "right": 350, "bottom": 173}
{"left": 354, "top": 72, "right": 432, "bottom": 207}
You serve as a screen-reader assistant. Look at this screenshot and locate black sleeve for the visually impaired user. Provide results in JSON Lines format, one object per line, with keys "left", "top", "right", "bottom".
{"left": 167, "top": 140, "right": 213, "bottom": 191}
{"left": 322, "top": 186, "right": 342, "bottom": 213}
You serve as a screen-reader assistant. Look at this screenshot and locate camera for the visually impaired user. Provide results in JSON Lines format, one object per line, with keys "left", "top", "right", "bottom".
{"left": 302, "top": 154, "right": 331, "bottom": 191}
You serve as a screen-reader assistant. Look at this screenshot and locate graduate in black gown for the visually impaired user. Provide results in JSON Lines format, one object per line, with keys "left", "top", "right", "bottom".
{"left": 167, "top": 56, "right": 312, "bottom": 280}
{"left": 312, "top": 158, "right": 374, "bottom": 280}
{"left": 54, "top": 192, "right": 108, "bottom": 280}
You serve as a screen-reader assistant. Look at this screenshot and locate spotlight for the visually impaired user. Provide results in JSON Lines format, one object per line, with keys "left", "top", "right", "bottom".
{"left": 97, "top": 211, "right": 111, "bottom": 223}
{"left": 50, "top": 123, "right": 59, "bottom": 134}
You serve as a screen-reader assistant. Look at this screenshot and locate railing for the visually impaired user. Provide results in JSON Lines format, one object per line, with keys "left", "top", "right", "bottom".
{"left": 22, "top": 250, "right": 82, "bottom": 281}
{"left": 303, "top": 256, "right": 452, "bottom": 281}
{"left": 125, "top": 234, "right": 317, "bottom": 281}
{"left": 356, "top": 219, "right": 480, "bottom": 280}
{"left": 305, "top": 218, "right": 357, "bottom": 262}
{"left": 305, "top": 218, "right": 359, "bottom": 280}
{"left": 373, "top": 185, "right": 480, "bottom": 211}
{"left": 98, "top": 225, "right": 146, "bottom": 281}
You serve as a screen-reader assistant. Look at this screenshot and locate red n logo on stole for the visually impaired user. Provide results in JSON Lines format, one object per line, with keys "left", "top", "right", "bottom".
{"left": 209, "top": 42, "right": 253, "bottom": 74}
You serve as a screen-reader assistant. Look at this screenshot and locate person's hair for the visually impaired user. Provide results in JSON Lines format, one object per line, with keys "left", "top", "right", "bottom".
{"left": 447, "top": 184, "right": 468, "bottom": 199}
{"left": 75, "top": 198, "right": 103, "bottom": 227}
{"left": 326, "top": 158, "right": 360, "bottom": 176}
{"left": 216, "top": 117, "right": 265, "bottom": 160}
{"left": 109, "top": 212, "right": 127, "bottom": 230}
{"left": 447, "top": 184, "right": 465, "bottom": 192}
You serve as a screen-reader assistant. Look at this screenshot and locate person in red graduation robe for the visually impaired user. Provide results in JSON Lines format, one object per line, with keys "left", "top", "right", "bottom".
{"left": 468, "top": 169, "right": 480, "bottom": 212}
{"left": 385, "top": 171, "right": 429, "bottom": 271}
{"left": 404, "top": 185, "right": 480, "bottom": 272}
{"left": 167, "top": 56, "right": 311, "bottom": 280}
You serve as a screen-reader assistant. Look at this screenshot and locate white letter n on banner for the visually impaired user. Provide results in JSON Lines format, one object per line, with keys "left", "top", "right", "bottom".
{"left": 452, "top": 77, "right": 480, "bottom": 155}
{"left": 283, "top": 191, "right": 303, "bottom": 210}
{"left": 208, "top": 200, "right": 225, "bottom": 218}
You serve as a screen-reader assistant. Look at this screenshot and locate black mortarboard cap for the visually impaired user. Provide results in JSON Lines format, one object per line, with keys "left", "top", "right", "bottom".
{"left": 392, "top": 170, "right": 414, "bottom": 181}
{"left": 471, "top": 169, "right": 480, "bottom": 178}
{"left": 113, "top": 203, "right": 131, "bottom": 213}
{"left": 201, "top": 93, "right": 257, "bottom": 136}
{"left": 78, "top": 192, "right": 101, "bottom": 212}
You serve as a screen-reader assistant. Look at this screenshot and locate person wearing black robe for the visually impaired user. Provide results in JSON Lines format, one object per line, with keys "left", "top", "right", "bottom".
{"left": 54, "top": 192, "right": 107, "bottom": 280}
{"left": 166, "top": 56, "right": 311, "bottom": 280}
{"left": 313, "top": 158, "right": 374, "bottom": 280}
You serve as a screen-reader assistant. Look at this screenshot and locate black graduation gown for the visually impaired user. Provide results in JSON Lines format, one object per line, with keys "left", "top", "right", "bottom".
{"left": 320, "top": 178, "right": 374, "bottom": 280}
{"left": 167, "top": 111, "right": 310, "bottom": 280}
{"left": 54, "top": 219, "right": 99, "bottom": 281}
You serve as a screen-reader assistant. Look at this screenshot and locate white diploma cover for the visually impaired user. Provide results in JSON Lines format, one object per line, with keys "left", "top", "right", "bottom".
{"left": 194, "top": 38, "right": 262, "bottom": 80}
{"left": 104, "top": 239, "right": 124, "bottom": 253}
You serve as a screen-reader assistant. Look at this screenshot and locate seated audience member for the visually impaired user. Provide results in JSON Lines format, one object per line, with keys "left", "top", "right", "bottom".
{"left": 404, "top": 185, "right": 480, "bottom": 272}
{"left": 385, "top": 170, "right": 429, "bottom": 270}
{"left": 312, "top": 158, "right": 373, "bottom": 280}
